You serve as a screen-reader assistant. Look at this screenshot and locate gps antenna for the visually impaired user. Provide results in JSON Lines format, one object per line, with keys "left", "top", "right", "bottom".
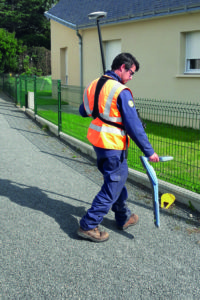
{"left": 88, "top": 11, "right": 107, "bottom": 74}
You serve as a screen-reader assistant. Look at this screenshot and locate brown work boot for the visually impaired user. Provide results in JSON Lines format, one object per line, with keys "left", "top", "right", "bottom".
{"left": 77, "top": 226, "right": 109, "bottom": 242}
{"left": 118, "top": 214, "right": 139, "bottom": 230}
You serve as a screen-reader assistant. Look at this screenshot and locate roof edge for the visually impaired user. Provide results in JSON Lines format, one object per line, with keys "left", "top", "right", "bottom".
{"left": 44, "top": 12, "right": 76, "bottom": 29}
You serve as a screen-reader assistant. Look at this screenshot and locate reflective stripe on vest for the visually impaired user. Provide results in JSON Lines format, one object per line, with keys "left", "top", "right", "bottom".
{"left": 83, "top": 83, "right": 92, "bottom": 116}
{"left": 89, "top": 122, "right": 126, "bottom": 136}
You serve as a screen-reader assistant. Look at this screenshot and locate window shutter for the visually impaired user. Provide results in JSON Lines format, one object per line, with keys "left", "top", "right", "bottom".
{"left": 105, "top": 40, "right": 121, "bottom": 71}
{"left": 186, "top": 32, "right": 200, "bottom": 59}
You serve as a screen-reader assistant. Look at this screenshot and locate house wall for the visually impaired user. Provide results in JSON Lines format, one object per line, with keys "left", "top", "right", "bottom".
{"left": 51, "top": 12, "right": 200, "bottom": 103}
{"left": 82, "top": 12, "right": 200, "bottom": 103}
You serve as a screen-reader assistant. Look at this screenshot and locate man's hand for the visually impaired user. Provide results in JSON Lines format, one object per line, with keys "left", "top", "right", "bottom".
{"left": 148, "top": 152, "right": 159, "bottom": 162}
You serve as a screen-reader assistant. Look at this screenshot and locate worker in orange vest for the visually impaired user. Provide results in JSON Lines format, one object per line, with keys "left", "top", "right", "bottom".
{"left": 77, "top": 53, "right": 159, "bottom": 242}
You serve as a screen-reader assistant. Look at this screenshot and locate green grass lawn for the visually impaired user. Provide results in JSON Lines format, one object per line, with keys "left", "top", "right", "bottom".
{"left": 38, "top": 109, "right": 200, "bottom": 194}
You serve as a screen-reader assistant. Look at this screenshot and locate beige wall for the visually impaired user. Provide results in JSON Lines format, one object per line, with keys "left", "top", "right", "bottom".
{"left": 51, "top": 12, "right": 200, "bottom": 103}
{"left": 51, "top": 20, "right": 80, "bottom": 85}
{"left": 82, "top": 12, "right": 200, "bottom": 103}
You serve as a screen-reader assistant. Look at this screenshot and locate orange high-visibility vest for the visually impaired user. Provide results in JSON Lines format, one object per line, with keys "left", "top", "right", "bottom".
{"left": 83, "top": 76, "right": 133, "bottom": 150}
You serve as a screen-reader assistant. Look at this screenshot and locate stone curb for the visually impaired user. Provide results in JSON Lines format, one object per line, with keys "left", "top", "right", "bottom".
{"left": 25, "top": 108, "right": 200, "bottom": 212}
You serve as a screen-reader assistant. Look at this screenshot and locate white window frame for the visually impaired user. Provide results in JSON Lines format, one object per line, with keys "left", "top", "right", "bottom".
{"left": 185, "top": 31, "right": 200, "bottom": 74}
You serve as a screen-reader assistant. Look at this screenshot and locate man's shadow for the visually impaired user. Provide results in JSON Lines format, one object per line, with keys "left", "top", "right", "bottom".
{"left": 0, "top": 179, "right": 135, "bottom": 240}
{"left": 0, "top": 179, "right": 86, "bottom": 239}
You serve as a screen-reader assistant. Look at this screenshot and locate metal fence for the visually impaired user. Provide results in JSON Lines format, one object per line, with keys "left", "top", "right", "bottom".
{"left": 0, "top": 74, "right": 199, "bottom": 194}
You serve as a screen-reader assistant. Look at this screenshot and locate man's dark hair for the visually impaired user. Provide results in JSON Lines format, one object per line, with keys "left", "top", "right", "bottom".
{"left": 111, "top": 53, "right": 140, "bottom": 72}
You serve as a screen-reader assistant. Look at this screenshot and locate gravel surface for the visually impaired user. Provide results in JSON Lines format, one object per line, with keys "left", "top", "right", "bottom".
{"left": 0, "top": 92, "right": 200, "bottom": 300}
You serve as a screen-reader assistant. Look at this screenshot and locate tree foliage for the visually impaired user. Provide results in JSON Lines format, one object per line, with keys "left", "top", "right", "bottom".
{"left": 0, "top": 0, "right": 57, "bottom": 74}
{"left": 0, "top": 0, "right": 58, "bottom": 49}
{"left": 0, "top": 28, "right": 26, "bottom": 73}
{"left": 23, "top": 47, "right": 51, "bottom": 76}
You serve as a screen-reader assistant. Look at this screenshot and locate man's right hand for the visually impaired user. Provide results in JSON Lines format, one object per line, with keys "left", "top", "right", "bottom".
{"left": 148, "top": 152, "right": 159, "bottom": 162}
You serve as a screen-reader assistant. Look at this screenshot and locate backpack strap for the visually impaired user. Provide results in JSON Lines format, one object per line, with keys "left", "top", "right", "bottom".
{"left": 92, "top": 76, "right": 109, "bottom": 119}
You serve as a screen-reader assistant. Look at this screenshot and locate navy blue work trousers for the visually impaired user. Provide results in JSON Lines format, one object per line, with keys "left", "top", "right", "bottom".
{"left": 80, "top": 148, "right": 131, "bottom": 230}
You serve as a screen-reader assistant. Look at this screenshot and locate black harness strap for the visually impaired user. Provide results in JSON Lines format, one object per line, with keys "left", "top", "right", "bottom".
{"left": 92, "top": 76, "right": 128, "bottom": 158}
{"left": 92, "top": 76, "right": 108, "bottom": 119}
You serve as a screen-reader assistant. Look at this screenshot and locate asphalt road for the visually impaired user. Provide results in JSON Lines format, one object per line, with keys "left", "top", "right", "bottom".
{"left": 0, "top": 91, "right": 200, "bottom": 300}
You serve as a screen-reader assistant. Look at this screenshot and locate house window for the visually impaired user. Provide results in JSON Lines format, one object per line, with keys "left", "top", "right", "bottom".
{"left": 104, "top": 40, "right": 121, "bottom": 71}
{"left": 185, "top": 32, "right": 200, "bottom": 74}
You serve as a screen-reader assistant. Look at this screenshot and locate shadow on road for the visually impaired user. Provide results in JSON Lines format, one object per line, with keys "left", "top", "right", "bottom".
{"left": 0, "top": 179, "right": 135, "bottom": 240}
{"left": 0, "top": 178, "right": 85, "bottom": 240}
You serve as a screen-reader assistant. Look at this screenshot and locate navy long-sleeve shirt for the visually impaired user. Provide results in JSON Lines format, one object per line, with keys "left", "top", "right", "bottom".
{"left": 79, "top": 70, "right": 154, "bottom": 158}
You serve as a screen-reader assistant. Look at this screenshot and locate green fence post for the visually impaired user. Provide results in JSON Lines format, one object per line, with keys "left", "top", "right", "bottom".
{"left": 58, "top": 79, "right": 62, "bottom": 134}
{"left": 25, "top": 75, "right": 28, "bottom": 108}
{"left": 34, "top": 75, "right": 37, "bottom": 115}
{"left": 19, "top": 75, "right": 22, "bottom": 107}
{"left": 16, "top": 75, "right": 20, "bottom": 105}
{"left": 15, "top": 75, "right": 17, "bottom": 104}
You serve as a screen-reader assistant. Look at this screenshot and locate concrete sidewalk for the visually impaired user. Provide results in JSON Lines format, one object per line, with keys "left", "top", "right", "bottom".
{"left": 1, "top": 91, "right": 200, "bottom": 299}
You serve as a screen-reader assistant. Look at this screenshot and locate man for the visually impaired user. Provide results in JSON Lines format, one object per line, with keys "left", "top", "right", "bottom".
{"left": 77, "top": 53, "right": 159, "bottom": 242}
